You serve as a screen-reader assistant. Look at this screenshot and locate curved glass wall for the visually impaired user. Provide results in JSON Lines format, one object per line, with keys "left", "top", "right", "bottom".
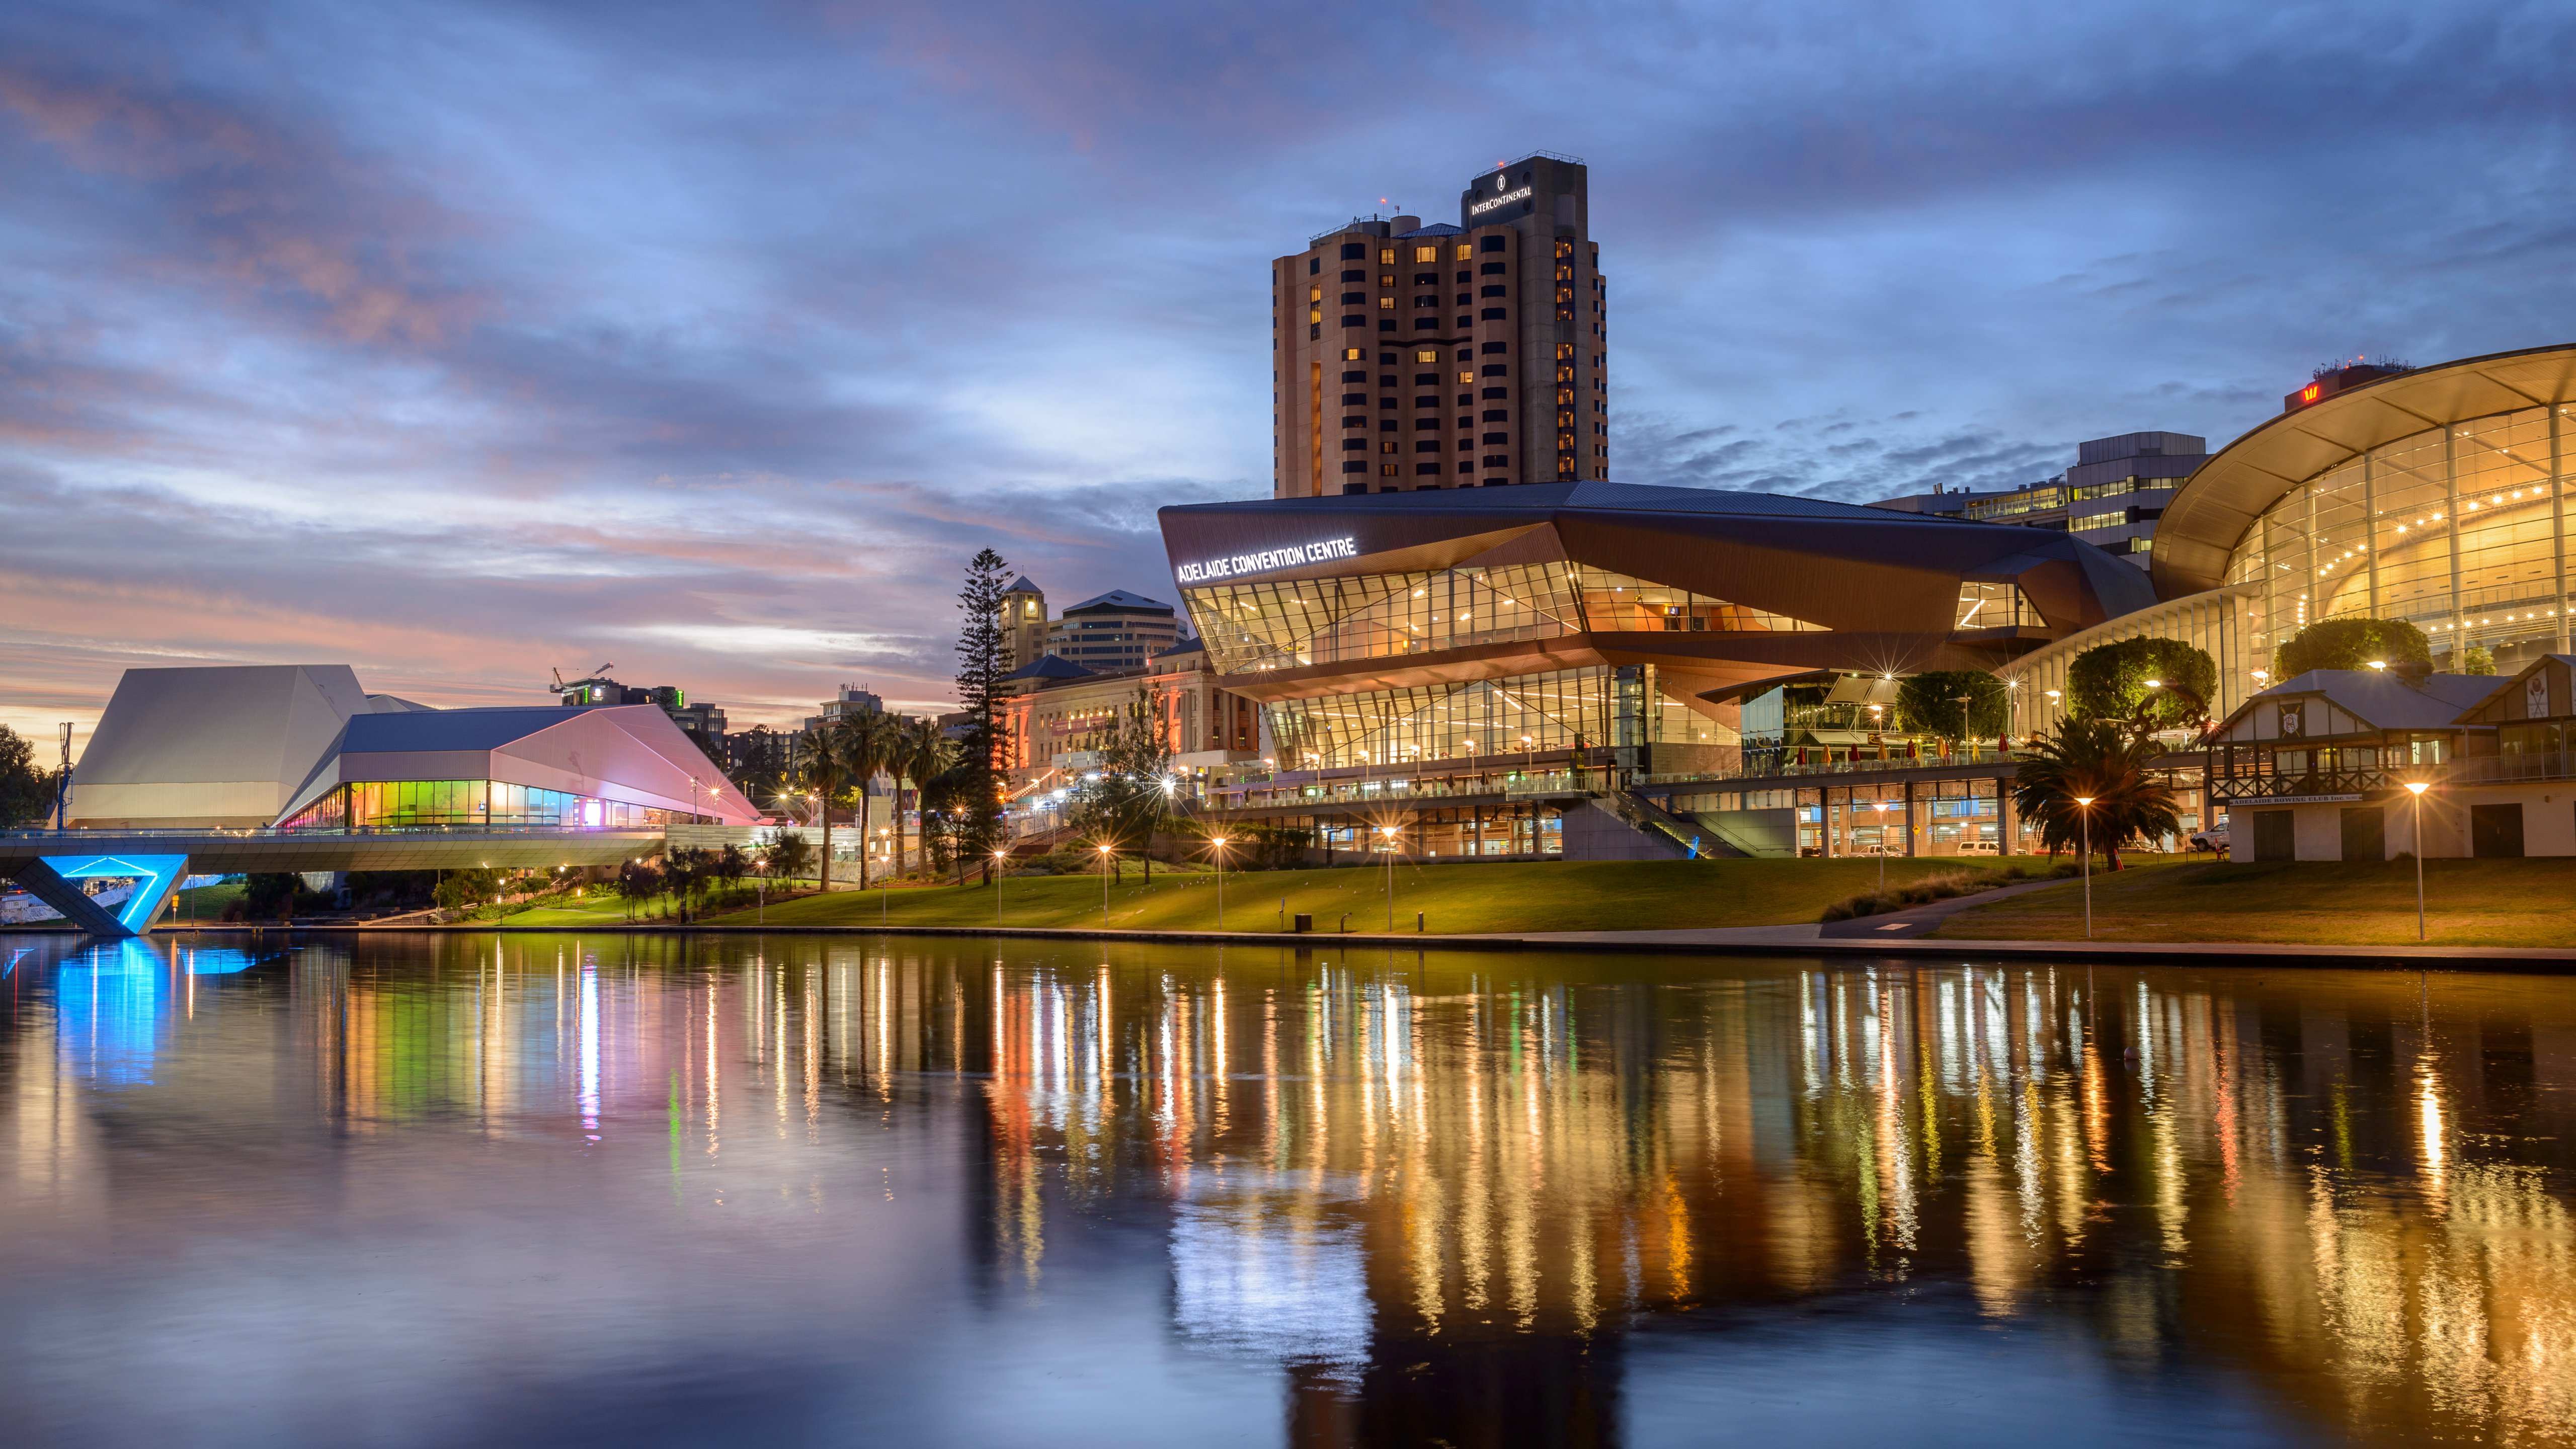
{"left": 1186, "top": 563, "right": 1822, "bottom": 676}
{"left": 1266, "top": 664, "right": 1732, "bottom": 771}
{"left": 2225, "top": 404, "right": 2575, "bottom": 674}
{"left": 279, "top": 780, "right": 671, "bottom": 832}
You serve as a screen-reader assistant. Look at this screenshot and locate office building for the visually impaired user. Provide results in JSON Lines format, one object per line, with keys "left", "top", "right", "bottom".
{"left": 1870, "top": 431, "right": 2206, "bottom": 569}
{"left": 556, "top": 673, "right": 725, "bottom": 749}
{"left": 1272, "top": 152, "right": 1607, "bottom": 498}
{"left": 1043, "top": 590, "right": 1182, "bottom": 675}
{"left": 1001, "top": 576, "right": 1048, "bottom": 671}
{"left": 995, "top": 639, "right": 1263, "bottom": 805}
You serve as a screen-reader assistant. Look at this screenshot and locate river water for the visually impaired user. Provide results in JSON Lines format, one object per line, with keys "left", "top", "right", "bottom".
{"left": 1, "top": 931, "right": 2570, "bottom": 1447}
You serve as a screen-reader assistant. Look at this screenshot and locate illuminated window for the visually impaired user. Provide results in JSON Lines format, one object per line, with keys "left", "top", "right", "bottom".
{"left": 1379, "top": 296, "right": 1394, "bottom": 310}
{"left": 1455, "top": 244, "right": 1472, "bottom": 261}
{"left": 1342, "top": 348, "right": 1364, "bottom": 360}
{"left": 1955, "top": 581, "right": 2034, "bottom": 629}
{"left": 1415, "top": 350, "right": 1439, "bottom": 364}
{"left": 1309, "top": 286, "right": 1322, "bottom": 302}
{"left": 1413, "top": 246, "right": 1438, "bottom": 263}
{"left": 1379, "top": 249, "right": 1396, "bottom": 264}
{"left": 2070, "top": 510, "right": 2129, "bottom": 532}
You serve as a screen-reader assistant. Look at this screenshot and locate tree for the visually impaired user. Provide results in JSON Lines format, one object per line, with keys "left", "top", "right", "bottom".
{"left": 759, "top": 830, "right": 812, "bottom": 884}
{"left": 0, "top": 725, "right": 57, "bottom": 828}
{"left": 713, "top": 844, "right": 748, "bottom": 905}
{"left": 618, "top": 858, "right": 665, "bottom": 919}
{"left": 2065, "top": 636, "right": 2217, "bottom": 732}
{"left": 1098, "top": 689, "right": 1178, "bottom": 880}
{"left": 952, "top": 547, "right": 1014, "bottom": 879}
{"left": 894, "top": 716, "right": 954, "bottom": 878}
{"left": 2274, "top": 618, "right": 2431, "bottom": 678}
{"left": 795, "top": 724, "right": 856, "bottom": 892}
{"left": 2009, "top": 717, "right": 2181, "bottom": 870}
{"left": 834, "top": 709, "right": 900, "bottom": 889}
{"left": 1893, "top": 671, "right": 2008, "bottom": 743}
{"left": 2456, "top": 643, "right": 2497, "bottom": 676}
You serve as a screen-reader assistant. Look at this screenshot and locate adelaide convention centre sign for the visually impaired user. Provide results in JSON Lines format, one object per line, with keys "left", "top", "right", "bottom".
{"left": 1175, "top": 536, "right": 1358, "bottom": 584}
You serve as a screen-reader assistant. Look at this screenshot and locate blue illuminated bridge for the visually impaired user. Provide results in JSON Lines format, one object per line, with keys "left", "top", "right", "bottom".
{"left": 0, "top": 828, "right": 666, "bottom": 937}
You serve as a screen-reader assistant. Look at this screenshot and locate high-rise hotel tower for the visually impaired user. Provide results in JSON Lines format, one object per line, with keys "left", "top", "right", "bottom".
{"left": 1272, "top": 153, "right": 1606, "bottom": 498}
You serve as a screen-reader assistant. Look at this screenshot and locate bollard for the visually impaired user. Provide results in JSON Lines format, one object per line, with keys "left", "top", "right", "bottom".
{"left": 1416, "top": 912, "right": 1424, "bottom": 933}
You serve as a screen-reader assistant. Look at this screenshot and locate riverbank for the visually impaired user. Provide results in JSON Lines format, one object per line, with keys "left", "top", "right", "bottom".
{"left": 1925, "top": 856, "right": 2576, "bottom": 947}
{"left": 691, "top": 857, "right": 2001, "bottom": 936}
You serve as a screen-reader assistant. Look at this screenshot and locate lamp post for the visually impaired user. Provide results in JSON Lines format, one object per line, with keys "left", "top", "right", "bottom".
{"left": 1098, "top": 843, "right": 1114, "bottom": 925}
{"left": 2406, "top": 780, "right": 2431, "bottom": 941}
{"left": 1210, "top": 836, "right": 1230, "bottom": 929}
{"left": 1380, "top": 825, "right": 1400, "bottom": 929}
{"left": 993, "top": 847, "right": 1008, "bottom": 924}
{"left": 1870, "top": 799, "right": 1890, "bottom": 889}
{"left": 2074, "top": 795, "right": 2095, "bottom": 938}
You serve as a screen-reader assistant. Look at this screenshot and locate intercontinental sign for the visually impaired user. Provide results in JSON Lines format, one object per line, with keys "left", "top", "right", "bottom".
{"left": 1175, "top": 536, "right": 1357, "bottom": 584}
{"left": 1469, "top": 185, "right": 1532, "bottom": 217}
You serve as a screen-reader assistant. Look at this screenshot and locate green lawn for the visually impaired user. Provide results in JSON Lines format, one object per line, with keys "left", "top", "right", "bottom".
{"left": 1930, "top": 857, "right": 2576, "bottom": 947}
{"left": 696, "top": 857, "right": 2000, "bottom": 935}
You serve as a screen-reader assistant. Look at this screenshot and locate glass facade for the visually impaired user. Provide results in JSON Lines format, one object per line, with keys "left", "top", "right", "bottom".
{"left": 2226, "top": 405, "right": 2575, "bottom": 672}
{"left": 1187, "top": 563, "right": 1821, "bottom": 676}
{"left": 1265, "top": 664, "right": 1731, "bottom": 771}
{"left": 280, "top": 780, "right": 670, "bottom": 833}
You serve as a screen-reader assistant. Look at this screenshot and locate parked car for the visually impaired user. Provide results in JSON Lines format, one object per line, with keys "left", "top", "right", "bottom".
{"left": 2188, "top": 827, "right": 2229, "bottom": 855}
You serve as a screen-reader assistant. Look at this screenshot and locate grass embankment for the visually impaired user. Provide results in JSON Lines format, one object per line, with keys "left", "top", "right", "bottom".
{"left": 698, "top": 857, "right": 1988, "bottom": 936}
{"left": 1930, "top": 857, "right": 2576, "bottom": 947}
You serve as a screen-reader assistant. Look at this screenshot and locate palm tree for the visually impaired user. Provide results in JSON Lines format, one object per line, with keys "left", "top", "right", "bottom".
{"left": 2009, "top": 717, "right": 2180, "bottom": 870}
{"left": 835, "top": 709, "right": 901, "bottom": 890}
{"left": 795, "top": 733, "right": 851, "bottom": 893}
{"left": 895, "top": 716, "right": 953, "bottom": 879}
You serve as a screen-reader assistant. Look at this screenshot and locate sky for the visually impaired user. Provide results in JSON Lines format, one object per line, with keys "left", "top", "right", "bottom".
{"left": 4, "top": 0, "right": 2573, "bottom": 749}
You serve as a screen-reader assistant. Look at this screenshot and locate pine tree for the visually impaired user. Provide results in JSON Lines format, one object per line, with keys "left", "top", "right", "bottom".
{"left": 952, "top": 547, "right": 1013, "bottom": 878}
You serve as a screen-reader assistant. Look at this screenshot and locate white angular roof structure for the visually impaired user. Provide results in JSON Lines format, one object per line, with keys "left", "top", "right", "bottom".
{"left": 70, "top": 665, "right": 759, "bottom": 829}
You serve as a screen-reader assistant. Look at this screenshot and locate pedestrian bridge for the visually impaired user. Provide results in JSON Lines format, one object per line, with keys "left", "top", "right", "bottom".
{"left": 0, "top": 828, "right": 664, "bottom": 937}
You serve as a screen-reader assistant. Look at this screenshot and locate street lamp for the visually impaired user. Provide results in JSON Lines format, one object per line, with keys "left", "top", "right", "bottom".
{"left": 1098, "top": 843, "right": 1115, "bottom": 924}
{"left": 1379, "top": 824, "right": 1400, "bottom": 928}
{"left": 2073, "top": 795, "right": 2095, "bottom": 938}
{"left": 2405, "top": 780, "right": 2431, "bottom": 940}
{"left": 993, "top": 847, "right": 1008, "bottom": 924}
{"left": 1210, "top": 836, "right": 1230, "bottom": 928}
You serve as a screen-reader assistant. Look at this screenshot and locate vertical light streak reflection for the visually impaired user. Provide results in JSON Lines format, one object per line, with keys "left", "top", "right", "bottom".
{"left": 578, "top": 954, "right": 600, "bottom": 1142}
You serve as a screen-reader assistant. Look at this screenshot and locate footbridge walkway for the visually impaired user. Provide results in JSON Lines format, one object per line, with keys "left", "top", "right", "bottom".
{"left": 0, "top": 828, "right": 664, "bottom": 937}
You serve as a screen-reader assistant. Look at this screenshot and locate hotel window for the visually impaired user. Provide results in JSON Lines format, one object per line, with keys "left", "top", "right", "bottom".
{"left": 1379, "top": 297, "right": 1394, "bottom": 310}
{"left": 1379, "top": 249, "right": 1396, "bottom": 264}
{"left": 1342, "top": 348, "right": 1364, "bottom": 361}
{"left": 1414, "top": 246, "right": 1438, "bottom": 263}
{"left": 1415, "top": 350, "right": 1438, "bottom": 364}
{"left": 1339, "top": 292, "right": 1362, "bottom": 305}
{"left": 1309, "top": 286, "right": 1322, "bottom": 302}
{"left": 1455, "top": 244, "right": 1473, "bottom": 261}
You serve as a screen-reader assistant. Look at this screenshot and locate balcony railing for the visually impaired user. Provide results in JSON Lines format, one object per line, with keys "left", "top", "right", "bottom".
{"left": 2211, "top": 768, "right": 2391, "bottom": 800}
{"left": 2442, "top": 751, "right": 2576, "bottom": 786}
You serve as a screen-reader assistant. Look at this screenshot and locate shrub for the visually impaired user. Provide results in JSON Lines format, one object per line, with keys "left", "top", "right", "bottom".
{"left": 2274, "top": 618, "right": 2431, "bottom": 678}
{"left": 2066, "top": 636, "right": 2217, "bottom": 729}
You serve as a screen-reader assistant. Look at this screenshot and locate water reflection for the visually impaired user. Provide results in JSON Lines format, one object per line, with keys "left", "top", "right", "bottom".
{"left": 1, "top": 931, "right": 2571, "bottom": 1446}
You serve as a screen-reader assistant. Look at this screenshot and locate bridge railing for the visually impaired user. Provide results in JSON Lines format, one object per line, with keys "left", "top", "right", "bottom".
{"left": 0, "top": 825, "right": 666, "bottom": 841}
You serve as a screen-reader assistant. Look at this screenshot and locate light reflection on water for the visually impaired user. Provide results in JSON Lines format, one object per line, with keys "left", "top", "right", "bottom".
{"left": 1, "top": 931, "right": 2571, "bottom": 1447}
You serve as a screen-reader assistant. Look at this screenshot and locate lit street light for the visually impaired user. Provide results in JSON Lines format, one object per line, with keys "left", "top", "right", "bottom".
{"left": 1098, "top": 843, "right": 1114, "bottom": 924}
{"left": 2074, "top": 795, "right": 2095, "bottom": 938}
{"left": 1210, "top": 836, "right": 1230, "bottom": 928}
{"left": 1380, "top": 824, "right": 1400, "bottom": 928}
{"left": 2406, "top": 780, "right": 2432, "bottom": 940}
{"left": 993, "top": 847, "right": 1008, "bottom": 924}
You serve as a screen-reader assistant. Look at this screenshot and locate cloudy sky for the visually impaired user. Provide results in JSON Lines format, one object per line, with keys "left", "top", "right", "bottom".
{"left": 4, "top": 0, "right": 2571, "bottom": 745}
